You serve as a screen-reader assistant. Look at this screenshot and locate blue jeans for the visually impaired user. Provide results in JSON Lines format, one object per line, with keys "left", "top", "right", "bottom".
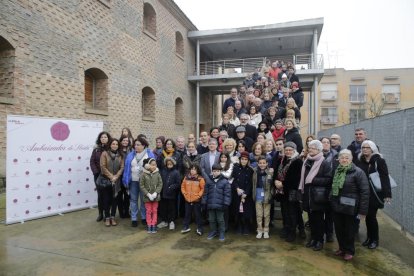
{"left": 129, "top": 181, "right": 146, "bottom": 221}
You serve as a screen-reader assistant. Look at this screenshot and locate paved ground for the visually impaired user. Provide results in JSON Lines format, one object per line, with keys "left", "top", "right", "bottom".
{"left": 0, "top": 203, "right": 413, "bottom": 275}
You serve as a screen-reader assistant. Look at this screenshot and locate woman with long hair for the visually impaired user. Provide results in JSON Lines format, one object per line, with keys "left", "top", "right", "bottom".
{"left": 90, "top": 131, "right": 112, "bottom": 222}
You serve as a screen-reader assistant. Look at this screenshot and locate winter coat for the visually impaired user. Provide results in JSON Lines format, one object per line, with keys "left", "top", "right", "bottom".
{"left": 140, "top": 168, "right": 163, "bottom": 203}
{"left": 160, "top": 167, "right": 181, "bottom": 199}
{"left": 157, "top": 150, "right": 183, "bottom": 175}
{"left": 252, "top": 168, "right": 274, "bottom": 204}
{"left": 231, "top": 163, "right": 254, "bottom": 217}
{"left": 219, "top": 123, "right": 236, "bottom": 139}
{"left": 122, "top": 149, "right": 154, "bottom": 188}
{"left": 273, "top": 156, "right": 303, "bottom": 199}
{"left": 323, "top": 148, "right": 338, "bottom": 170}
{"left": 234, "top": 124, "right": 258, "bottom": 142}
{"left": 284, "top": 127, "right": 303, "bottom": 154}
{"left": 272, "top": 127, "right": 286, "bottom": 141}
{"left": 90, "top": 146, "right": 105, "bottom": 176}
{"left": 235, "top": 136, "right": 254, "bottom": 152}
{"left": 182, "top": 153, "right": 202, "bottom": 174}
{"left": 302, "top": 159, "right": 332, "bottom": 212}
{"left": 181, "top": 175, "right": 205, "bottom": 203}
{"left": 100, "top": 151, "right": 124, "bottom": 197}
{"left": 291, "top": 88, "right": 304, "bottom": 108}
{"left": 330, "top": 164, "right": 370, "bottom": 216}
{"left": 202, "top": 175, "right": 231, "bottom": 210}
{"left": 357, "top": 154, "right": 391, "bottom": 208}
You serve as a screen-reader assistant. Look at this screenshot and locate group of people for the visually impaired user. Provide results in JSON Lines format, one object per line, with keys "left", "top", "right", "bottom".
{"left": 89, "top": 66, "right": 393, "bottom": 261}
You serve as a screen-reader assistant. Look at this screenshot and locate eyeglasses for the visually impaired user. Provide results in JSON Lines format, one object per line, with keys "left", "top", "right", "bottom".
{"left": 361, "top": 147, "right": 371, "bottom": 149}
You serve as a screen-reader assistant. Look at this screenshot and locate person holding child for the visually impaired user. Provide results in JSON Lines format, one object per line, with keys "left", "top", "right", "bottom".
{"left": 203, "top": 163, "right": 232, "bottom": 242}
{"left": 252, "top": 156, "right": 274, "bottom": 239}
{"left": 140, "top": 158, "right": 163, "bottom": 234}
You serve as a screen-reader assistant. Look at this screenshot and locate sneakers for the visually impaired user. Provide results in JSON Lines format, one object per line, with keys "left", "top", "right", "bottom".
{"left": 181, "top": 227, "right": 191, "bottom": 234}
{"left": 219, "top": 232, "right": 225, "bottom": 242}
{"left": 343, "top": 253, "right": 353, "bottom": 261}
{"left": 157, "top": 221, "right": 168, "bottom": 229}
{"left": 169, "top": 221, "right": 175, "bottom": 230}
{"left": 263, "top": 232, "right": 270, "bottom": 239}
{"left": 196, "top": 229, "right": 203, "bottom": 236}
{"left": 313, "top": 241, "right": 324, "bottom": 251}
{"left": 110, "top": 218, "right": 117, "bottom": 226}
{"left": 151, "top": 226, "right": 157, "bottom": 234}
{"left": 256, "top": 231, "right": 263, "bottom": 239}
{"left": 131, "top": 220, "right": 138, "bottom": 227}
{"left": 147, "top": 226, "right": 152, "bottom": 234}
{"left": 104, "top": 218, "right": 111, "bottom": 227}
{"left": 207, "top": 231, "right": 217, "bottom": 240}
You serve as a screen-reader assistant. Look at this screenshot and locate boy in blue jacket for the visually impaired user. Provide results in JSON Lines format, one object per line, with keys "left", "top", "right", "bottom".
{"left": 203, "top": 163, "right": 231, "bottom": 242}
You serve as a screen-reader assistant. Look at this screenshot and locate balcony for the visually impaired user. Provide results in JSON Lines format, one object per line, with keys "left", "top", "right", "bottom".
{"left": 320, "top": 115, "right": 338, "bottom": 124}
{"left": 320, "top": 90, "right": 337, "bottom": 101}
{"left": 349, "top": 95, "right": 366, "bottom": 104}
{"left": 382, "top": 93, "right": 400, "bottom": 104}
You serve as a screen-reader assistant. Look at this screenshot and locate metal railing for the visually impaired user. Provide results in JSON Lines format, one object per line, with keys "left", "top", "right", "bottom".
{"left": 320, "top": 90, "right": 338, "bottom": 101}
{"left": 194, "top": 54, "right": 324, "bottom": 76}
{"left": 320, "top": 115, "right": 338, "bottom": 124}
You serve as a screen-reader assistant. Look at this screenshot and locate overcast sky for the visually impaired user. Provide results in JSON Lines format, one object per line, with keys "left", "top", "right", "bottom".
{"left": 174, "top": 0, "right": 414, "bottom": 70}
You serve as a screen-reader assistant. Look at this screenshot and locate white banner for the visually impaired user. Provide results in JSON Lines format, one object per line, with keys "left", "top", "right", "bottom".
{"left": 6, "top": 115, "right": 103, "bottom": 224}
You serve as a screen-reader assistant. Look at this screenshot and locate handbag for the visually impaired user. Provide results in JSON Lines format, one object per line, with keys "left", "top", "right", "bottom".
{"left": 96, "top": 173, "right": 113, "bottom": 188}
{"left": 369, "top": 161, "right": 397, "bottom": 192}
{"left": 288, "top": 190, "right": 301, "bottom": 202}
{"left": 335, "top": 196, "right": 358, "bottom": 215}
{"left": 311, "top": 186, "right": 329, "bottom": 204}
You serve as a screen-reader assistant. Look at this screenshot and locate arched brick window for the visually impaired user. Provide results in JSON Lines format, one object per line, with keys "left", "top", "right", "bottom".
{"left": 0, "top": 36, "right": 15, "bottom": 101}
{"left": 84, "top": 68, "right": 108, "bottom": 110}
{"left": 142, "top": 86, "right": 155, "bottom": 121}
{"left": 175, "top": 97, "right": 184, "bottom": 125}
{"left": 143, "top": 3, "right": 156, "bottom": 37}
{"left": 175, "top": 31, "right": 184, "bottom": 57}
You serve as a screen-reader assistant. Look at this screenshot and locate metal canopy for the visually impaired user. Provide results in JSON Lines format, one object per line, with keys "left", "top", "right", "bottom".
{"left": 188, "top": 18, "right": 323, "bottom": 60}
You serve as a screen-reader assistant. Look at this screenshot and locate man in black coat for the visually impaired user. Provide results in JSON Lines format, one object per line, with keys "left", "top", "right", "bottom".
{"left": 222, "top": 87, "right": 239, "bottom": 114}
{"left": 236, "top": 113, "right": 258, "bottom": 142}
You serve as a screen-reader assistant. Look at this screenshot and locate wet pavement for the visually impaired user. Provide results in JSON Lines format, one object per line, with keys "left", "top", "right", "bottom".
{"left": 0, "top": 208, "right": 413, "bottom": 276}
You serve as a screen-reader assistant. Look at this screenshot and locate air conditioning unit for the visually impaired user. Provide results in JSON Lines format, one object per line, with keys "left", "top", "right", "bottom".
{"left": 383, "top": 93, "right": 400, "bottom": 103}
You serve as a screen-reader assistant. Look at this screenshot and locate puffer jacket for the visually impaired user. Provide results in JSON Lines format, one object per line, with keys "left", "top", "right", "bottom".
{"left": 160, "top": 166, "right": 181, "bottom": 199}
{"left": 302, "top": 159, "right": 332, "bottom": 212}
{"left": 330, "top": 164, "right": 370, "bottom": 216}
{"left": 122, "top": 149, "right": 154, "bottom": 188}
{"left": 252, "top": 168, "right": 274, "bottom": 204}
{"left": 202, "top": 175, "right": 231, "bottom": 210}
{"left": 284, "top": 128, "right": 303, "bottom": 153}
{"left": 181, "top": 175, "right": 205, "bottom": 203}
{"left": 139, "top": 168, "right": 163, "bottom": 203}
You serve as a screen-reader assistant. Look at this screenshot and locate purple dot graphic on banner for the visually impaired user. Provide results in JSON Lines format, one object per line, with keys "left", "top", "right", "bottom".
{"left": 68, "top": 180, "right": 71, "bottom": 184}
{"left": 13, "top": 199, "right": 18, "bottom": 203}
{"left": 25, "top": 210, "right": 30, "bottom": 214}
{"left": 94, "top": 187, "right": 97, "bottom": 191}
{"left": 37, "top": 195, "right": 41, "bottom": 200}
{"left": 86, "top": 178, "right": 89, "bottom": 182}
{"left": 50, "top": 121, "right": 70, "bottom": 141}
{"left": 37, "top": 157, "right": 41, "bottom": 162}
{"left": 25, "top": 184, "right": 30, "bottom": 189}
{"left": 47, "top": 206, "right": 51, "bottom": 210}
{"left": 48, "top": 169, "right": 52, "bottom": 174}
{"left": 86, "top": 167, "right": 90, "bottom": 170}
{"left": 58, "top": 193, "right": 62, "bottom": 197}
{"left": 13, "top": 158, "right": 18, "bottom": 163}
{"left": 85, "top": 200, "right": 89, "bottom": 204}
{"left": 48, "top": 182, "right": 52, "bottom": 186}
{"left": 67, "top": 203, "right": 71, "bottom": 207}
{"left": 59, "top": 157, "right": 62, "bottom": 161}
{"left": 25, "top": 171, "right": 30, "bottom": 175}
{"left": 77, "top": 156, "right": 81, "bottom": 160}
{"left": 68, "top": 168, "right": 72, "bottom": 172}
{"left": 77, "top": 190, "right": 80, "bottom": 194}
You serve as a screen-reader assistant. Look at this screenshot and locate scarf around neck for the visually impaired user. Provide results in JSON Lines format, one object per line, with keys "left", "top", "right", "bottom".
{"left": 276, "top": 153, "right": 299, "bottom": 182}
{"left": 332, "top": 164, "right": 352, "bottom": 196}
{"left": 299, "top": 152, "right": 324, "bottom": 192}
{"left": 163, "top": 149, "right": 175, "bottom": 158}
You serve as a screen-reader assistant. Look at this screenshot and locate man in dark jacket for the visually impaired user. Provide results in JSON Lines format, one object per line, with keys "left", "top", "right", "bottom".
{"left": 203, "top": 163, "right": 231, "bottom": 242}
{"left": 234, "top": 125, "right": 254, "bottom": 152}
{"left": 236, "top": 113, "right": 258, "bottom": 141}
{"left": 290, "top": 82, "right": 304, "bottom": 109}
{"left": 222, "top": 87, "right": 239, "bottom": 114}
{"left": 330, "top": 134, "right": 342, "bottom": 153}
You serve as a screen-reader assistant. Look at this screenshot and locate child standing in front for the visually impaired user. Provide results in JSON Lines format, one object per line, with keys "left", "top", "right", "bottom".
{"left": 253, "top": 156, "right": 274, "bottom": 239}
{"left": 140, "top": 158, "right": 163, "bottom": 234}
{"left": 181, "top": 164, "right": 205, "bottom": 235}
{"left": 203, "top": 164, "right": 232, "bottom": 242}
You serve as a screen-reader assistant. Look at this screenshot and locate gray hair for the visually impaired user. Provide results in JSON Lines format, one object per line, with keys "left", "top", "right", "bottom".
{"left": 338, "top": 149, "right": 353, "bottom": 160}
{"left": 358, "top": 140, "right": 382, "bottom": 160}
{"left": 308, "top": 140, "right": 323, "bottom": 152}
{"left": 208, "top": 138, "right": 218, "bottom": 145}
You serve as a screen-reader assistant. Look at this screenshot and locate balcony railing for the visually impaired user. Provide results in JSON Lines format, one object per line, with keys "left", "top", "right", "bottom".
{"left": 320, "top": 115, "right": 338, "bottom": 124}
{"left": 320, "top": 90, "right": 338, "bottom": 101}
{"left": 382, "top": 93, "right": 400, "bottom": 104}
{"left": 194, "top": 54, "right": 324, "bottom": 76}
{"left": 349, "top": 95, "right": 366, "bottom": 103}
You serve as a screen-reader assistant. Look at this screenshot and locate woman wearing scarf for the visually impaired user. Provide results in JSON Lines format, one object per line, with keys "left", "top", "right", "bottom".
{"left": 330, "top": 149, "right": 369, "bottom": 261}
{"left": 299, "top": 140, "right": 332, "bottom": 251}
{"left": 182, "top": 142, "right": 201, "bottom": 174}
{"left": 157, "top": 138, "right": 183, "bottom": 175}
{"left": 123, "top": 137, "right": 154, "bottom": 227}
{"left": 100, "top": 138, "right": 124, "bottom": 227}
{"left": 273, "top": 141, "right": 303, "bottom": 242}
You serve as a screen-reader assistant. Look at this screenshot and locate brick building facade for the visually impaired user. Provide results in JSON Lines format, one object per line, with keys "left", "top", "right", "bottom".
{"left": 0, "top": 0, "right": 212, "bottom": 176}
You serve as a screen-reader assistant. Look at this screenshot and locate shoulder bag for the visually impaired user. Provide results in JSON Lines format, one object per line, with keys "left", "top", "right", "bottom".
{"left": 369, "top": 161, "right": 397, "bottom": 192}
{"left": 96, "top": 173, "right": 113, "bottom": 188}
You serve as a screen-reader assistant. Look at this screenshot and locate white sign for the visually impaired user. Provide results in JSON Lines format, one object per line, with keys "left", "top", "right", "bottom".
{"left": 6, "top": 115, "right": 103, "bottom": 224}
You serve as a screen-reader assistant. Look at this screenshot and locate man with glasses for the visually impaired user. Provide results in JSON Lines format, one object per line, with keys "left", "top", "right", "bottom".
{"left": 330, "top": 134, "right": 342, "bottom": 152}
{"left": 236, "top": 113, "right": 258, "bottom": 141}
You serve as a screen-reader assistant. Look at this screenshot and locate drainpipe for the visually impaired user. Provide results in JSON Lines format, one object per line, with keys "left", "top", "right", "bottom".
{"left": 196, "top": 40, "right": 200, "bottom": 142}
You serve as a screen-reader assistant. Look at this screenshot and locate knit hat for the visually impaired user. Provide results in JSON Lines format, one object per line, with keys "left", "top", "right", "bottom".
{"left": 284, "top": 141, "right": 297, "bottom": 150}
{"left": 239, "top": 151, "right": 249, "bottom": 159}
{"left": 275, "top": 119, "right": 283, "bottom": 125}
{"left": 235, "top": 125, "right": 246, "bottom": 133}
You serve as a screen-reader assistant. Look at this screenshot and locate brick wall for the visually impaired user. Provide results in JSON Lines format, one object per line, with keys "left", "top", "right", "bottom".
{"left": 318, "top": 108, "right": 414, "bottom": 235}
{"left": 0, "top": 0, "right": 208, "bottom": 176}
